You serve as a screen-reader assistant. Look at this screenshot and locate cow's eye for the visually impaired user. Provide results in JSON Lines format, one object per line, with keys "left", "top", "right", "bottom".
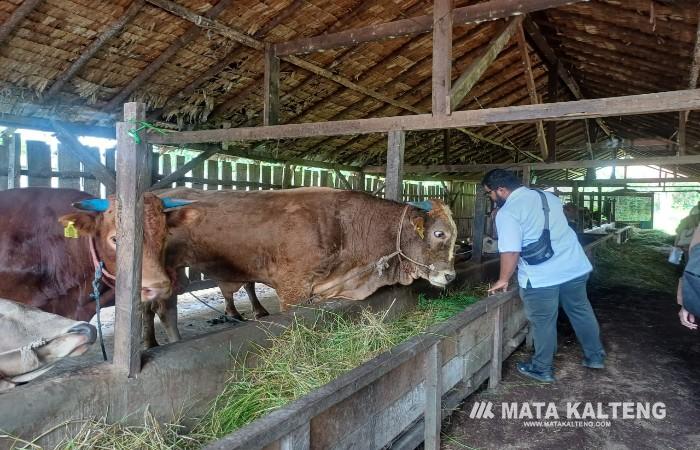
{"left": 434, "top": 231, "right": 445, "bottom": 239}
{"left": 110, "top": 236, "right": 117, "bottom": 244}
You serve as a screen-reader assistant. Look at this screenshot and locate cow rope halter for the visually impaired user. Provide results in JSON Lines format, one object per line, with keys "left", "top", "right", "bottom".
{"left": 89, "top": 237, "right": 111, "bottom": 361}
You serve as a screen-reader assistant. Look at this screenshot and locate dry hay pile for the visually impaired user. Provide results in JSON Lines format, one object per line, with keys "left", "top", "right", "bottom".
{"left": 7, "top": 287, "right": 486, "bottom": 450}
{"left": 590, "top": 229, "right": 678, "bottom": 295}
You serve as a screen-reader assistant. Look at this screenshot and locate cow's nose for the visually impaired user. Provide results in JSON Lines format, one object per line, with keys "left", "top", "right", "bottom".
{"left": 68, "top": 323, "right": 97, "bottom": 344}
{"left": 444, "top": 272, "right": 456, "bottom": 283}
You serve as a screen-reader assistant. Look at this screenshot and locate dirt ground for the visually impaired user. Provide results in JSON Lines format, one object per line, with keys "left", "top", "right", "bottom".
{"left": 441, "top": 284, "right": 700, "bottom": 450}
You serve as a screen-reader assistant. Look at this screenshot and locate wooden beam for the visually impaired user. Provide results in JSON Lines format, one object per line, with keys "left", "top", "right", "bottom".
{"left": 263, "top": 43, "right": 280, "bottom": 126}
{"left": 522, "top": 17, "right": 612, "bottom": 138}
{"left": 546, "top": 64, "right": 558, "bottom": 161}
{"left": 50, "top": 120, "right": 117, "bottom": 192}
{"left": 148, "top": 89, "right": 700, "bottom": 145}
{"left": 0, "top": 0, "right": 43, "bottom": 45}
{"left": 0, "top": 114, "right": 116, "bottom": 139}
{"left": 105, "top": 0, "right": 233, "bottom": 112}
{"left": 149, "top": 145, "right": 221, "bottom": 190}
{"left": 45, "top": 1, "right": 144, "bottom": 100}
{"left": 432, "top": 0, "right": 453, "bottom": 116}
{"left": 274, "top": 0, "right": 587, "bottom": 57}
{"left": 333, "top": 168, "right": 353, "bottom": 190}
{"left": 145, "top": 0, "right": 538, "bottom": 152}
{"left": 364, "top": 155, "right": 700, "bottom": 174}
{"left": 113, "top": 103, "right": 150, "bottom": 377}
{"left": 678, "top": 9, "right": 700, "bottom": 155}
{"left": 535, "top": 177, "right": 700, "bottom": 187}
{"left": 385, "top": 130, "right": 405, "bottom": 201}
{"left": 516, "top": 22, "right": 548, "bottom": 159}
{"left": 450, "top": 17, "right": 522, "bottom": 111}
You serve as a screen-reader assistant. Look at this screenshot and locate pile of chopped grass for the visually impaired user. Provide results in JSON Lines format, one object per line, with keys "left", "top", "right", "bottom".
{"left": 194, "top": 287, "right": 484, "bottom": 440}
{"left": 16, "top": 288, "right": 485, "bottom": 450}
{"left": 590, "top": 229, "right": 678, "bottom": 294}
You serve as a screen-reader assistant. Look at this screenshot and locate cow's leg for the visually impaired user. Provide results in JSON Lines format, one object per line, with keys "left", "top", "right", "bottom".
{"left": 244, "top": 282, "right": 270, "bottom": 318}
{"left": 141, "top": 302, "right": 159, "bottom": 349}
{"left": 218, "top": 281, "right": 245, "bottom": 321}
{"left": 155, "top": 294, "right": 181, "bottom": 343}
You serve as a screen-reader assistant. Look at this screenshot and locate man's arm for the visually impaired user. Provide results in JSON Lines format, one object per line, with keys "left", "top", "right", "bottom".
{"left": 489, "top": 251, "right": 519, "bottom": 294}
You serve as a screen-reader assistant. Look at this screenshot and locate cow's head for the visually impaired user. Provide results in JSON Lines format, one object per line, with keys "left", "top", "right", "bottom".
{"left": 403, "top": 200, "right": 458, "bottom": 288}
{"left": 0, "top": 299, "right": 97, "bottom": 391}
{"left": 58, "top": 194, "right": 200, "bottom": 302}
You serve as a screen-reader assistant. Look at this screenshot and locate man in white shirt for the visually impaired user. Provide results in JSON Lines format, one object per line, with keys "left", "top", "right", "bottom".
{"left": 484, "top": 169, "right": 605, "bottom": 383}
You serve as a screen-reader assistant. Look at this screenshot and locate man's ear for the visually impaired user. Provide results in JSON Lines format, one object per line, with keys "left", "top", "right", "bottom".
{"left": 58, "top": 213, "right": 98, "bottom": 236}
{"left": 166, "top": 207, "right": 202, "bottom": 228}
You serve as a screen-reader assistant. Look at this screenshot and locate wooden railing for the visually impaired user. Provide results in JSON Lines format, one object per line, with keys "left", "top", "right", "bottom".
{"left": 204, "top": 289, "right": 526, "bottom": 450}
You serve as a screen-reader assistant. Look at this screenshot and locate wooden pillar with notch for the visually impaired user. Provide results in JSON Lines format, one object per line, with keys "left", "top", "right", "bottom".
{"left": 264, "top": 43, "right": 280, "bottom": 126}
{"left": 432, "top": 0, "right": 452, "bottom": 116}
{"left": 385, "top": 130, "right": 405, "bottom": 201}
{"left": 7, "top": 131, "right": 20, "bottom": 189}
{"left": 522, "top": 165, "right": 531, "bottom": 187}
{"left": 113, "top": 102, "right": 151, "bottom": 377}
{"left": 546, "top": 65, "right": 558, "bottom": 162}
{"left": 472, "top": 186, "right": 487, "bottom": 264}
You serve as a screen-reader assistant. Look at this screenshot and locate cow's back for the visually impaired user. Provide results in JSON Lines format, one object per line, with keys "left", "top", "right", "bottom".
{"left": 0, "top": 188, "right": 95, "bottom": 318}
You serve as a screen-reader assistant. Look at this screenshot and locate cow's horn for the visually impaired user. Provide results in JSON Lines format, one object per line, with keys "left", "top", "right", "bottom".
{"left": 72, "top": 198, "right": 109, "bottom": 212}
{"left": 408, "top": 200, "right": 433, "bottom": 212}
{"left": 161, "top": 198, "right": 195, "bottom": 209}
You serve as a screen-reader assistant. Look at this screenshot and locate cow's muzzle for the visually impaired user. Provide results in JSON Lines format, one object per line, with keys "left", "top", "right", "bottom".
{"left": 428, "top": 269, "right": 457, "bottom": 288}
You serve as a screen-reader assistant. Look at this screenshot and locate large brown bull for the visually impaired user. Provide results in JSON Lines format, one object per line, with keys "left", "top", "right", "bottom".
{"left": 154, "top": 187, "right": 458, "bottom": 342}
{"left": 0, "top": 188, "right": 196, "bottom": 347}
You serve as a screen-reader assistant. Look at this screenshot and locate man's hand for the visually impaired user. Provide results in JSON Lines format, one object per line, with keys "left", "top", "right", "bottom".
{"left": 488, "top": 279, "right": 509, "bottom": 295}
{"left": 679, "top": 307, "right": 697, "bottom": 330}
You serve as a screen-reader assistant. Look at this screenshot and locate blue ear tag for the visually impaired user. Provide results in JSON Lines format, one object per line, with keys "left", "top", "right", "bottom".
{"left": 72, "top": 198, "right": 110, "bottom": 212}
{"left": 161, "top": 198, "right": 195, "bottom": 209}
{"left": 408, "top": 200, "right": 433, "bottom": 212}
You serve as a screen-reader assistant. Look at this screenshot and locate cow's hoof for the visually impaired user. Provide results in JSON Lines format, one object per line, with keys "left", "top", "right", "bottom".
{"left": 254, "top": 311, "right": 270, "bottom": 319}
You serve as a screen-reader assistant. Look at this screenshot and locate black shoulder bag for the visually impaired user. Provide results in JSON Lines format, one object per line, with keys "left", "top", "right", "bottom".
{"left": 520, "top": 190, "right": 555, "bottom": 265}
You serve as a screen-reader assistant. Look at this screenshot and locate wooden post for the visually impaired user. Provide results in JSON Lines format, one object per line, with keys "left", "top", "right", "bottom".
{"left": 432, "top": 0, "right": 452, "bottom": 116}
{"left": 280, "top": 422, "right": 310, "bottom": 450}
{"left": 678, "top": 111, "right": 688, "bottom": 156}
{"left": 113, "top": 102, "right": 150, "bottom": 377}
{"left": 264, "top": 43, "right": 280, "bottom": 126}
{"left": 7, "top": 132, "right": 20, "bottom": 189}
{"left": 26, "top": 140, "right": 51, "bottom": 187}
{"left": 521, "top": 165, "right": 531, "bottom": 187}
{"left": 472, "top": 186, "right": 487, "bottom": 263}
{"left": 424, "top": 343, "right": 442, "bottom": 450}
{"left": 357, "top": 171, "right": 366, "bottom": 191}
{"left": 546, "top": 65, "right": 558, "bottom": 162}
{"left": 385, "top": 130, "right": 405, "bottom": 201}
{"left": 489, "top": 305, "right": 503, "bottom": 389}
{"left": 282, "top": 163, "right": 292, "bottom": 188}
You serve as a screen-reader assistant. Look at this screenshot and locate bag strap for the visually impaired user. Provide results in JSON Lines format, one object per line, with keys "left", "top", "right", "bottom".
{"left": 534, "top": 189, "right": 550, "bottom": 231}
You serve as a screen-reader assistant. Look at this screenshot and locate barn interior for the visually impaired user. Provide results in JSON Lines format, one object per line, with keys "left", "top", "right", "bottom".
{"left": 1, "top": 0, "right": 700, "bottom": 449}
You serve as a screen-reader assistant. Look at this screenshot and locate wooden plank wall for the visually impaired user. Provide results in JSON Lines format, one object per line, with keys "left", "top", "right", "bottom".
{"left": 2, "top": 141, "right": 477, "bottom": 240}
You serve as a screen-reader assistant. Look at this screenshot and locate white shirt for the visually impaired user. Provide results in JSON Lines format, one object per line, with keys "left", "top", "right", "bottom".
{"left": 496, "top": 187, "right": 592, "bottom": 288}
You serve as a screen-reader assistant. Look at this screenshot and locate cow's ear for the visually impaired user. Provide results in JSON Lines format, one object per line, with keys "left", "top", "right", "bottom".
{"left": 58, "top": 213, "right": 97, "bottom": 236}
{"left": 166, "top": 207, "right": 202, "bottom": 228}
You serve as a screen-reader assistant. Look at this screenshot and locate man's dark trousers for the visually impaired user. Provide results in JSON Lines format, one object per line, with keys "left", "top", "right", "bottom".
{"left": 519, "top": 273, "right": 605, "bottom": 374}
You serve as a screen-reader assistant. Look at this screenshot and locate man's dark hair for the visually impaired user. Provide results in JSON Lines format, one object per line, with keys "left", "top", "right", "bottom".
{"left": 481, "top": 169, "right": 522, "bottom": 191}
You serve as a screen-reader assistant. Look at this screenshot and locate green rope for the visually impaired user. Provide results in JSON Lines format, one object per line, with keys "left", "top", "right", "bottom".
{"left": 127, "top": 120, "right": 172, "bottom": 144}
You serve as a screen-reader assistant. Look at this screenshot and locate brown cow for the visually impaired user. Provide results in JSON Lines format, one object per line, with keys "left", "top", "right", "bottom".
{"left": 155, "top": 187, "right": 457, "bottom": 337}
{"left": 0, "top": 188, "right": 197, "bottom": 347}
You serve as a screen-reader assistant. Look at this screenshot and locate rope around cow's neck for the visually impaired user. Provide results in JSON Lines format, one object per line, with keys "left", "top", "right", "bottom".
{"left": 304, "top": 205, "right": 435, "bottom": 303}
{"left": 90, "top": 261, "right": 108, "bottom": 361}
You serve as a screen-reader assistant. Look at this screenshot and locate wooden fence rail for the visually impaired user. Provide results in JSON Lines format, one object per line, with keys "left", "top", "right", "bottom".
{"left": 204, "top": 289, "right": 526, "bottom": 450}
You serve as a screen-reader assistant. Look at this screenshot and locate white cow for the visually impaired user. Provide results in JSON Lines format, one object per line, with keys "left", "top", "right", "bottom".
{"left": 0, "top": 298, "right": 96, "bottom": 392}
